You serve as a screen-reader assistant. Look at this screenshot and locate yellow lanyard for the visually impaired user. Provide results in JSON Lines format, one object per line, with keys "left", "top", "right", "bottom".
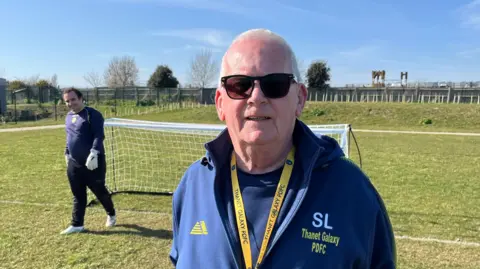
{"left": 231, "top": 146, "right": 295, "bottom": 269}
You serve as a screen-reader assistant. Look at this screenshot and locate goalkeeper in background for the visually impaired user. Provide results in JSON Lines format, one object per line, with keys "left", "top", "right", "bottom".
{"left": 60, "top": 87, "right": 116, "bottom": 235}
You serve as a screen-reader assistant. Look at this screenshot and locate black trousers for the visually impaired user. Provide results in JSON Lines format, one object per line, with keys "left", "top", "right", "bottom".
{"left": 66, "top": 154, "right": 116, "bottom": 227}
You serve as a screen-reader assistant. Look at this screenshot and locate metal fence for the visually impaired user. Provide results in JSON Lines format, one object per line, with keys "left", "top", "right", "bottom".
{"left": 4, "top": 86, "right": 217, "bottom": 105}
{"left": 308, "top": 87, "right": 480, "bottom": 104}
{"left": 77, "top": 87, "right": 217, "bottom": 106}
{"left": 0, "top": 78, "right": 6, "bottom": 115}
{"left": 1, "top": 87, "right": 218, "bottom": 123}
{"left": 2, "top": 85, "right": 480, "bottom": 123}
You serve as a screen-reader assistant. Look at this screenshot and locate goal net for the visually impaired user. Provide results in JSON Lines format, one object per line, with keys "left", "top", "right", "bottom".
{"left": 93, "top": 118, "right": 351, "bottom": 200}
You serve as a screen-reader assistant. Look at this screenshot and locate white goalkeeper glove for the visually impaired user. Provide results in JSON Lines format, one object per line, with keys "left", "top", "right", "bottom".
{"left": 85, "top": 149, "right": 99, "bottom": 171}
{"left": 65, "top": 155, "right": 69, "bottom": 166}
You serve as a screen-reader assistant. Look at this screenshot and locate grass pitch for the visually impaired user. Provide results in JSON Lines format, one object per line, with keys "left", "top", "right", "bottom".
{"left": 120, "top": 101, "right": 480, "bottom": 132}
{"left": 3, "top": 101, "right": 480, "bottom": 133}
{"left": 0, "top": 104, "right": 479, "bottom": 268}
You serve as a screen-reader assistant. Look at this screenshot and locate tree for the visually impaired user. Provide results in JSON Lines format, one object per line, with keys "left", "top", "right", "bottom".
{"left": 36, "top": 79, "right": 50, "bottom": 102}
{"left": 296, "top": 58, "right": 307, "bottom": 83}
{"left": 7, "top": 80, "right": 26, "bottom": 91}
{"left": 6, "top": 75, "right": 40, "bottom": 104}
{"left": 104, "top": 55, "right": 139, "bottom": 88}
{"left": 7, "top": 80, "right": 29, "bottom": 104}
{"left": 36, "top": 79, "right": 49, "bottom": 89}
{"left": 49, "top": 74, "right": 58, "bottom": 88}
{"left": 48, "top": 74, "right": 61, "bottom": 101}
{"left": 83, "top": 71, "right": 103, "bottom": 88}
{"left": 24, "top": 74, "right": 40, "bottom": 86}
{"left": 305, "top": 60, "right": 331, "bottom": 90}
{"left": 147, "top": 65, "right": 179, "bottom": 88}
{"left": 187, "top": 49, "right": 219, "bottom": 88}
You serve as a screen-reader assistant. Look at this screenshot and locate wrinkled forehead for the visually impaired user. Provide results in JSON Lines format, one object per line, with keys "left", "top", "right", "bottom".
{"left": 223, "top": 39, "right": 292, "bottom": 76}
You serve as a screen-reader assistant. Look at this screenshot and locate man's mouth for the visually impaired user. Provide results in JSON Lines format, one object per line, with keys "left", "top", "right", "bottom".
{"left": 246, "top": 116, "right": 271, "bottom": 121}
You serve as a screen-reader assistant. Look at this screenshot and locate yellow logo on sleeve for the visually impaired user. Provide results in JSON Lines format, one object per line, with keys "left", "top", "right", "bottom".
{"left": 190, "top": 221, "right": 208, "bottom": 235}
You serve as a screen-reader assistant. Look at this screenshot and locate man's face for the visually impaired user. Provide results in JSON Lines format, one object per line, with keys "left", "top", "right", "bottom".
{"left": 63, "top": 92, "right": 83, "bottom": 113}
{"left": 215, "top": 38, "right": 307, "bottom": 147}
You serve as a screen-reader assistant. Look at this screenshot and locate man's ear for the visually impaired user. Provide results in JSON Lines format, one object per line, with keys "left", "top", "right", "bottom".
{"left": 215, "top": 88, "right": 226, "bottom": 121}
{"left": 295, "top": 83, "right": 308, "bottom": 118}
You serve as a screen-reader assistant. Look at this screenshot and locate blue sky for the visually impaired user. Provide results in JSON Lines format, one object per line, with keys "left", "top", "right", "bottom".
{"left": 1, "top": 0, "right": 480, "bottom": 87}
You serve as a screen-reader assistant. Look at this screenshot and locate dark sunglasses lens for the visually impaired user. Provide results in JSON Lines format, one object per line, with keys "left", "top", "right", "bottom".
{"left": 261, "top": 74, "right": 291, "bottom": 98}
{"left": 225, "top": 77, "right": 253, "bottom": 99}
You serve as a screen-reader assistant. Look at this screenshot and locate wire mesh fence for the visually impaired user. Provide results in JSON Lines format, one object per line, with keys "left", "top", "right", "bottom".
{"left": 1, "top": 87, "right": 217, "bottom": 123}
{"left": 1, "top": 85, "right": 480, "bottom": 124}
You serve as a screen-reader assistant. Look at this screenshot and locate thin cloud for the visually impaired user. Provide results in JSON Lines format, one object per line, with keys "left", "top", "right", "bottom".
{"left": 184, "top": 45, "right": 223, "bottom": 53}
{"left": 334, "top": 39, "right": 389, "bottom": 61}
{"left": 271, "top": 1, "right": 338, "bottom": 22}
{"left": 108, "top": 0, "right": 338, "bottom": 23}
{"left": 457, "top": 47, "right": 480, "bottom": 58}
{"left": 107, "top": 0, "right": 251, "bottom": 16}
{"left": 95, "top": 52, "right": 141, "bottom": 58}
{"left": 162, "top": 44, "right": 223, "bottom": 55}
{"left": 273, "top": 1, "right": 317, "bottom": 15}
{"left": 456, "top": 0, "right": 480, "bottom": 30}
{"left": 337, "top": 44, "right": 383, "bottom": 58}
{"left": 151, "top": 29, "right": 233, "bottom": 47}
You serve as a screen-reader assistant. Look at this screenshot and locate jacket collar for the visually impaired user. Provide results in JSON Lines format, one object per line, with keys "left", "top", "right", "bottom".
{"left": 204, "top": 119, "right": 344, "bottom": 171}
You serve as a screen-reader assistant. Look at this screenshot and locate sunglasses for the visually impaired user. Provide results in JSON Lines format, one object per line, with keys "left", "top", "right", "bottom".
{"left": 221, "top": 73, "right": 296, "bottom": 99}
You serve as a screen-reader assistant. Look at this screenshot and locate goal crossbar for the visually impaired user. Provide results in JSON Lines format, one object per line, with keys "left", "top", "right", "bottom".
{"left": 87, "top": 118, "right": 351, "bottom": 204}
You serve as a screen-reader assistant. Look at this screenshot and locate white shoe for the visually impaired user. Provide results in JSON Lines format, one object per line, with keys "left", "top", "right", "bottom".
{"left": 106, "top": 215, "right": 116, "bottom": 227}
{"left": 60, "top": 225, "right": 84, "bottom": 235}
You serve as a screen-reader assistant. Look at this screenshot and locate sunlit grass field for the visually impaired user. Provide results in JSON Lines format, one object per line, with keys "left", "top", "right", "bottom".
{"left": 3, "top": 101, "right": 480, "bottom": 133}
{"left": 0, "top": 102, "right": 479, "bottom": 268}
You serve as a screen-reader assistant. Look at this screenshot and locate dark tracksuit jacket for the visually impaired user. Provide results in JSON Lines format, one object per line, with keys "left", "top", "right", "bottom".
{"left": 64, "top": 106, "right": 114, "bottom": 226}
{"left": 65, "top": 106, "right": 105, "bottom": 165}
{"left": 170, "top": 119, "right": 396, "bottom": 269}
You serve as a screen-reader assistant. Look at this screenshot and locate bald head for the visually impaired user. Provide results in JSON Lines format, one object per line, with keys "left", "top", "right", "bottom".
{"left": 214, "top": 28, "right": 308, "bottom": 174}
{"left": 219, "top": 29, "right": 301, "bottom": 85}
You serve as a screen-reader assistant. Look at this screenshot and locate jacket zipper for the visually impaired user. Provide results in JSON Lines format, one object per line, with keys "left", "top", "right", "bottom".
{"left": 257, "top": 149, "right": 321, "bottom": 268}
{"left": 211, "top": 155, "right": 242, "bottom": 269}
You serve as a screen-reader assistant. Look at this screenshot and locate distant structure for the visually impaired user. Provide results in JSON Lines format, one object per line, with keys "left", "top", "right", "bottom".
{"left": 372, "top": 70, "right": 385, "bottom": 87}
{"left": 401, "top": 72, "right": 408, "bottom": 86}
{"left": 0, "top": 78, "right": 6, "bottom": 115}
{"left": 371, "top": 71, "right": 409, "bottom": 87}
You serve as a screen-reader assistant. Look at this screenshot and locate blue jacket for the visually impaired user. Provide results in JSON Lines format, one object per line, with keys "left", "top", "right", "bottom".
{"left": 170, "top": 119, "right": 396, "bottom": 269}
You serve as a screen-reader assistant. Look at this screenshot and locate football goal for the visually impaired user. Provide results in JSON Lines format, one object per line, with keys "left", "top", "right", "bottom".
{"left": 93, "top": 118, "right": 352, "bottom": 201}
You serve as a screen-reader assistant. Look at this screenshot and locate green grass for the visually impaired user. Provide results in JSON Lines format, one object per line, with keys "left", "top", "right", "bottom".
{"left": 0, "top": 102, "right": 196, "bottom": 129}
{"left": 3, "top": 101, "right": 480, "bottom": 132}
{"left": 103, "top": 127, "right": 219, "bottom": 197}
{"left": 122, "top": 101, "right": 480, "bottom": 132}
{"left": 0, "top": 104, "right": 479, "bottom": 268}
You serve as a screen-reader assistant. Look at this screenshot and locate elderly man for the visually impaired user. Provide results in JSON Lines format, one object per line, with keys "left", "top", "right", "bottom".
{"left": 170, "top": 29, "right": 396, "bottom": 268}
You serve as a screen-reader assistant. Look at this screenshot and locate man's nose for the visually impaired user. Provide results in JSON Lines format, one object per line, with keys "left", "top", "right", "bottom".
{"left": 247, "top": 80, "right": 267, "bottom": 104}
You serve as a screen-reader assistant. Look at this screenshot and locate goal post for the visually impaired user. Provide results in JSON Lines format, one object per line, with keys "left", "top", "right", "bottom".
{"left": 91, "top": 118, "right": 351, "bottom": 202}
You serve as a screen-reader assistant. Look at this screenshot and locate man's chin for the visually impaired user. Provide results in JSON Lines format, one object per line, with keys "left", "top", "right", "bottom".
{"left": 243, "top": 131, "right": 276, "bottom": 145}
{"left": 71, "top": 106, "right": 82, "bottom": 112}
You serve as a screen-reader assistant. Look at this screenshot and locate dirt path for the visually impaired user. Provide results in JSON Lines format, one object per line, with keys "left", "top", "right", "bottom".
{"left": 1, "top": 124, "right": 480, "bottom": 136}
{"left": 0, "top": 125, "right": 64, "bottom": 132}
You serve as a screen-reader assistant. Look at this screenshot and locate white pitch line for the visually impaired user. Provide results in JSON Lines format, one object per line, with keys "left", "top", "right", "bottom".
{"left": 355, "top": 129, "right": 480, "bottom": 137}
{"left": 395, "top": 235, "right": 480, "bottom": 247}
{"left": 0, "top": 199, "right": 171, "bottom": 216}
{"left": 0, "top": 200, "right": 61, "bottom": 207}
{"left": 1, "top": 199, "right": 478, "bottom": 247}
{"left": 1, "top": 124, "right": 479, "bottom": 137}
{"left": 0, "top": 124, "right": 64, "bottom": 132}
